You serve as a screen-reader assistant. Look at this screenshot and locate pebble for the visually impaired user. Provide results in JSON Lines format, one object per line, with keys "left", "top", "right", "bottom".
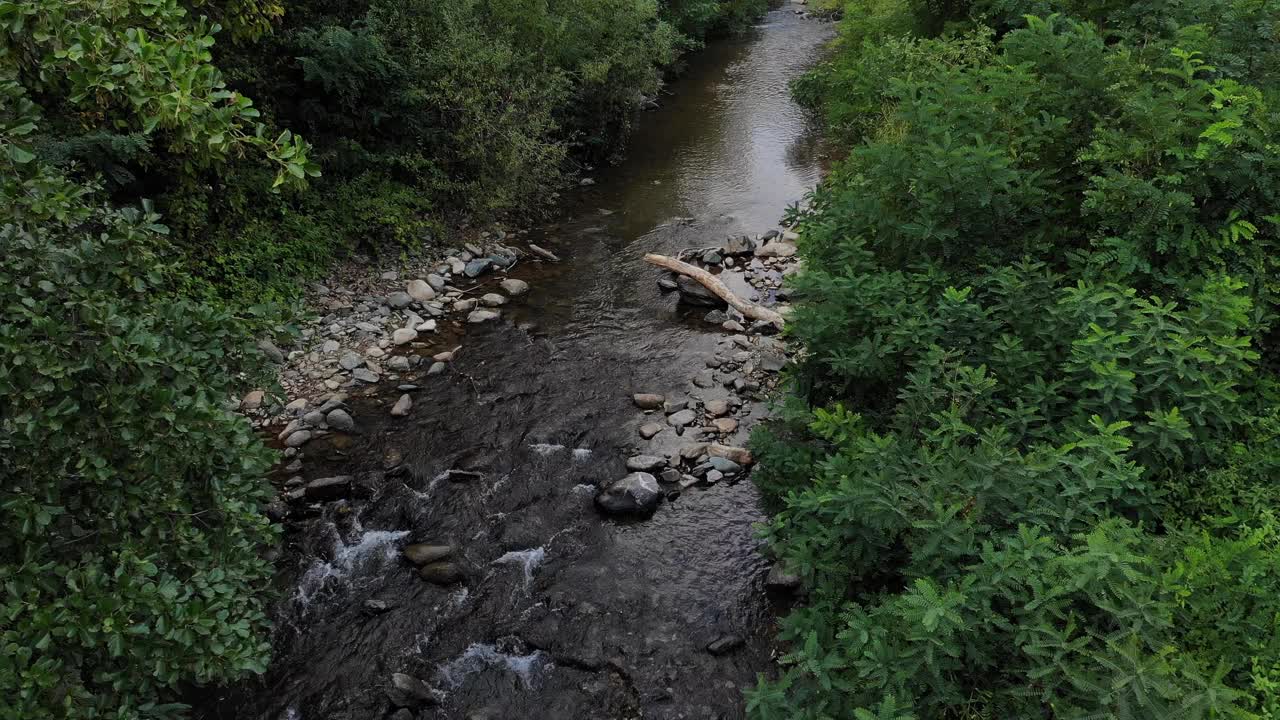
{"left": 455, "top": 299, "right": 478, "bottom": 312}
{"left": 392, "top": 328, "right": 418, "bottom": 345}
{"left": 302, "top": 410, "right": 325, "bottom": 427}
{"left": 416, "top": 319, "right": 437, "bottom": 332}
{"left": 426, "top": 274, "right": 446, "bottom": 292}
{"left": 427, "top": 361, "right": 446, "bottom": 375}
{"left": 639, "top": 422, "right": 664, "bottom": 440}
{"left": 467, "top": 309, "right": 499, "bottom": 323}
{"left": 711, "top": 418, "right": 738, "bottom": 434}
{"left": 706, "top": 634, "right": 744, "bottom": 656}
{"left": 339, "top": 351, "right": 364, "bottom": 371}
{"left": 352, "top": 368, "right": 380, "bottom": 383}
{"left": 668, "top": 409, "right": 697, "bottom": 427}
{"left": 321, "top": 339, "right": 340, "bottom": 353}
{"left": 406, "top": 279, "right": 436, "bottom": 302}
{"left": 633, "top": 393, "right": 665, "bottom": 410}
{"left": 284, "top": 430, "right": 312, "bottom": 447}
{"left": 595, "top": 472, "right": 661, "bottom": 516}
{"left": 391, "top": 394, "right": 413, "bottom": 417}
{"left": 285, "top": 398, "right": 309, "bottom": 413}
{"left": 240, "top": 390, "right": 265, "bottom": 411}
{"left": 480, "top": 293, "right": 507, "bottom": 307}
{"left": 327, "top": 408, "right": 355, "bottom": 431}
{"left": 500, "top": 278, "right": 529, "bottom": 296}
{"left": 626, "top": 455, "right": 667, "bottom": 472}
{"left": 387, "top": 291, "right": 413, "bottom": 308}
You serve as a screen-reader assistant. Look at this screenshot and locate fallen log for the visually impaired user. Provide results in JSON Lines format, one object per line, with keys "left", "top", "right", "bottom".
{"left": 644, "top": 253, "right": 784, "bottom": 328}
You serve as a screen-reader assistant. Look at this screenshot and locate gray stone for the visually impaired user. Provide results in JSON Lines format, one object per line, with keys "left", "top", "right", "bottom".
{"left": 426, "top": 273, "right": 447, "bottom": 292}
{"left": 709, "top": 456, "right": 741, "bottom": 474}
{"left": 626, "top": 455, "right": 666, "bottom": 472}
{"left": 302, "top": 409, "right": 325, "bottom": 427}
{"left": 668, "top": 409, "right": 697, "bottom": 427}
{"left": 708, "top": 444, "right": 753, "bottom": 465}
{"left": 356, "top": 321, "right": 381, "bottom": 333}
{"left": 595, "top": 472, "right": 662, "bottom": 516}
{"left": 755, "top": 241, "right": 797, "bottom": 258}
{"left": 480, "top": 293, "right": 507, "bottom": 307}
{"left": 701, "top": 250, "right": 723, "bottom": 265}
{"left": 657, "top": 277, "right": 679, "bottom": 292}
{"left": 467, "top": 309, "right": 499, "bottom": 323}
{"left": 500, "top": 278, "right": 529, "bottom": 296}
{"left": 392, "top": 327, "right": 418, "bottom": 345}
{"left": 722, "top": 235, "right": 756, "bottom": 256}
{"left": 416, "top": 319, "right": 437, "bottom": 332}
{"left": 285, "top": 397, "right": 309, "bottom": 413}
{"left": 257, "top": 339, "right": 285, "bottom": 364}
{"left": 428, "top": 361, "right": 447, "bottom": 375}
{"left": 387, "top": 291, "right": 414, "bottom": 308}
{"left": 321, "top": 339, "right": 340, "bottom": 354}
{"left": 706, "top": 634, "right": 744, "bottom": 656}
{"left": 304, "top": 475, "right": 352, "bottom": 501}
{"left": 388, "top": 355, "right": 411, "bottom": 372}
{"left": 352, "top": 368, "right": 380, "bottom": 383}
{"left": 639, "top": 422, "right": 664, "bottom": 440}
{"left": 454, "top": 298, "right": 478, "bottom": 312}
{"left": 711, "top": 417, "right": 738, "bottom": 434}
{"left": 660, "top": 468, "right": 681, "bottom": 483}
{"left": 339, "top": 351, "right": 364, "bottom": 371}
{"left": 419, "top": 562, "right": 464, "bottom": 585}
{"left": 464, "top": 258, "right": 495, "bottom": 278}
{"left": 407, "top": 279, "right": 436, "bottom": 302}
{"left": 240, "top": 390, "right": 265, "bottom": 411}
{"left": 692, "top": 369, "right": 716, "bottom": 388}
{"left": 403, "top": 544, "right": 454, "bottom": 566}
{"left": 633, "top": 393, "right": 665, "bottom": 410}
{"left": 676, "top": 275, "right": 725, "bottom": 307}
{"left": 326, "top": 408, "right": 355, "bottom": 431}
{"left": 284, "top": 430, "right": 312, "bottom": 447}
{"left": 766, "top": 563, "right": 802, "bottom": 590}
{"left": 381, "top": 270, "right": 400, "bottom": 281}
{"left": 387, "top": 672, "right": 438, "bottom": 708}
{"left": 705, "top": 400, "right": 730, "bottom": 417}
{"left": 706, "top": 469, "right": 723, "bottom": 483}
{"left": 703, "top": 309, "right": 728, "bottom": 325}
{"left": 722, "top": 320, "right": 745, "bottom": 332}
{"left": 391, "top": 394, "right": 413, "bottom": 417}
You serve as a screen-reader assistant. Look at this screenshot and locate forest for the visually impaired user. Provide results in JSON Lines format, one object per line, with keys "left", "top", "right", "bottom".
{"left": 750, "top": 0, "right": 1280, "bottom": 718}
{"left": 0, "top": 0, "right": 763, "bottom": 716}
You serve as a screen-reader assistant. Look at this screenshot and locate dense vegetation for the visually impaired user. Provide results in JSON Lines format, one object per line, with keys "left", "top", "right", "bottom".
{"left": 751, "top": 1, "right": 1280, "bottom": 718}
{"left": 0, "top": 0, "right": 761, "bottom": 717}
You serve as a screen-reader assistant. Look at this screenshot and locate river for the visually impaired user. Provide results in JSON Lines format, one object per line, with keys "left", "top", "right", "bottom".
{"left": 200, "top": 6, "right": 831, "bottom": 719}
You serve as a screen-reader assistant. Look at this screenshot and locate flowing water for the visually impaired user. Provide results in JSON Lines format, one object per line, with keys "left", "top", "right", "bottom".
{"left": 200, "top": 6, "right": 831, "bottom": 719}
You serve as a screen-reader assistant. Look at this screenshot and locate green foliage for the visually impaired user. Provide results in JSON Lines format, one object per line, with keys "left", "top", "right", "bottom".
{"left": 754, "top": 0, "right": 1280, "bottom": 717}
{"left": 0, "top": 158, "right": 278, "bottom": 718}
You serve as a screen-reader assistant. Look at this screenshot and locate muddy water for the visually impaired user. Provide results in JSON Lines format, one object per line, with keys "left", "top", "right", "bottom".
{"left": 202, "top": 8, "right": 831, "bottom": 720}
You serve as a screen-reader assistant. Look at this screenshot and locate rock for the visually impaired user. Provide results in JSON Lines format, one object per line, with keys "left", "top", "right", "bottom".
{"left": 366, "top": 346, "right": 387, "bottom": 358}
{"left": 664, "top": 398, "right": 688, "bottom": 414}
{"left": 284, "top": 430, "right": 312, "bottom": 448}
{"left": 381, "top": 270, "right": 400, "bottom": 281}
{"left": 762, "top": 229, "right": 780, "bottom": 241}
{"left": 708, "top": 444, "right": 753, "bottom": 465}
{"left": 766, "top": 563, "right": 802, "bottom": 590}
{"left": 667, "top": 409, "right": 697, "bottom": 427}
{"left": 352, "top": 368, "right": 380, "bottom": 383}
{"left": 580, "top": 177, "right": 596, "bottom": 186}
{"left": 433, "top": 349, "right": 457, "bottom": 362}
{"left": 416, "top": 319, "right": 437, "bottom": 332}
{"left": 403, "top": 544, "right": 454, "bottom": 566}
{"left": 304, "top": 475, "right": 352, "bottom": 501}
{"left": 704, "top": 309, "right": 728, "bottom": 324}
{"left": 302, "top": 410, "right": 325, "bottom": 427}
{"left": 711, "top": 417, "right": 738, "bottom": 434}
{"left": 392, "top": 328, "right": 418, "bottom": 345}
{"left": 419, "top": 562, "right": 464, "bottom": 585}
{"left": 722, "top": 320, "right": 745, "bottom": 332}
{"left": 500, "top": 278, "right": 529, "bottom": 296}
{"left": 464, "top": 258, "right": 495, "bottom": 278}
{"left": 426, "top": 273, "right": 447, "bottom": 292}
{"left": 480, "top": 293, "right": 507, "bottom": 307}
{"left": 321, "top": 339, "right": 340, "bottom": 354}
{"left": 364, "top": 598, "right": 391, "bottom": 614}
{"left": 391, "top": 394, "right": 413, "bottom": 417}
{"left": 783, "top": 230, "right": 800, "bottom": 241}
{"left": 626, "top": 455, "right": 666, "bottom": 472}
{"left": 692, "top": 369, "right": 716, "bottom": 388}
{"left": 595, "top": 472, "right": 662, "bottom": 516}
{"left": 388, "top": 291, "right": 414, "bottom": 308}
{"left": 257, "top": 339, "right": 285, "bottom": 364}
{"left": 706, "top": 469, "right": 724, "bottom": 483}
{"left": 428, "top": 361, "right": 446, "bottom": 375}
{"left": 407, "top": 279, "right": 436, "bottom": 303}
{"left": 467, "top": 309, "right": 499, "bottom": 323}
{"left": 722, "top": 235, "right": 756, "bottom": 256}
{"left": 709, "top": 456, "right": 741, "bottom": 474}
{"left": 706, "top": 634, "right": 744, "bottom": 656}
{"left": 639, "top": 422, "right": 664, "bottom": 440}
{"left": 760, "top": 351, "right": 787, "bottom": 372}
{"left": 339, "top": 351, "right": 364, "bottom": 371}
{"left": 528, "top": 244, "right": 560, "bottom": 262}
{"left": 387, "top": 672, "right": 438, "bottom": 708}
{"left": 705, "top": 400, "right": 730, "bottom": 417}
{"left": 388, "top": 355, "right": 411, "bottom": 372}
{"left": 702, "top": 250, "right": 723, "bottom": 265}
{"left": 633, "top": 393, "right": 665, "bottom": 410}
{"left": 448, "top": 257, "right": 466, "bottom": 274}
{"left": 679, "top": 474, "right": 701, "bottom": 490}
{"left": 657, "top": 276, "right": 679, "bottom": 292}
{"left": 679, "top": 443, "right": 708, "bottom": 461}
{"left": 755, "top": 241, "right": 798, "bottom": 258}
{"left": 676, "top": 275, "right": 725, "bottom": 308}
{"left": 284, "top": 398, "right": 309, "bottom": 413}
{"left": 326, "top": 408, "right": 355, "bottom": 431}
{"left": 240, "top": 390, "right": 266, "bottom": 411}
{"left": 454, "top": 298, "right": 478, "bottom": 312}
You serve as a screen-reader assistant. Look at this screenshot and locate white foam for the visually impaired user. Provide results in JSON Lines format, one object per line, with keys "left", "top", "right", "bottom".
{"left": 295, "top": 527, "right": 409, "bottom": 608}
{"left": 528, "top": 443, "right": 566, "bottom": 456}
{"left": 572, "top": 483, "right": 596, "bottom": 495}
{"left": 435, "top": 643, "right": 550, "bottom": 690}
{"left": 492, "top": 547, "right": 546, "bottom": 591}
{"left": 572, "top": 448, "right": 592, "bottom": 461}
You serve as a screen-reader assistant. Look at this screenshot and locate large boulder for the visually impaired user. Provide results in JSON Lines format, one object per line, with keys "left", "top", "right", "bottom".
{"left": 595, "top": 472, "right": 661, "bottom": 516}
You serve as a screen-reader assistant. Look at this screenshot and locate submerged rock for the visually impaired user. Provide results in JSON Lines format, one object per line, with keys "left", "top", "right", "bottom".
{"left": 387, "top": 672, "right": 439, "bottom": 708}
{"left": 595, "top": 472, "right": 661, "bottom": 516}
{"left": 500, "top": 278, "right": 529, "bottom": 296}
{"left": 706, "top": 634, "right": 744, "bottom": 656}
{"left": 625, "top": 455, "right": 666, "bottom": 472}
{"left": 633, "top": 393, "right": 665, "bottom": 410}
{"left": 419, "top": 561, "right": 464, "bottom": 585}
{"left": 403, "top": 544, "right": 454, "bottom": 566}
{"left": 391, "top": 393, "right": 413, "bottom": 417}
{"left": 326, "top": 408, "right": 354, "bottom": 431}
{"left": 676, "top": 275, "right": 725, "bottom": 307}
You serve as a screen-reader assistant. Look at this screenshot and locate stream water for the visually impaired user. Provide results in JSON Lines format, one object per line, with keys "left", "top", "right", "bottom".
{"left": 200, "top": 7, "right": 831, "bottom": 719}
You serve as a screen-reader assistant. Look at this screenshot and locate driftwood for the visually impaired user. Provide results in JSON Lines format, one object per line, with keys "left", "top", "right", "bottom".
{"left": 644, "top": 253, "right": 784, "bottom": 328}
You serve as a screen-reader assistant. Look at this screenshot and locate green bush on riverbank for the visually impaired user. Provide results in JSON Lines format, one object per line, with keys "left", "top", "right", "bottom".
{"left": 752, "top": 1, "right": 1280, "bottom": 717}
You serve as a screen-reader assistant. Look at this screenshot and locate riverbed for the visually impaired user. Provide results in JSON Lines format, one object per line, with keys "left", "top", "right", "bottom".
{"left": 200, "top": 6, "right": 831, "bottom": 719}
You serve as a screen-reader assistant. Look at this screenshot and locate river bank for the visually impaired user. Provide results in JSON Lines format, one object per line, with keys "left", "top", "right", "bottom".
{"left": 202, "top": 7, "right": 833, "bottom": 719}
